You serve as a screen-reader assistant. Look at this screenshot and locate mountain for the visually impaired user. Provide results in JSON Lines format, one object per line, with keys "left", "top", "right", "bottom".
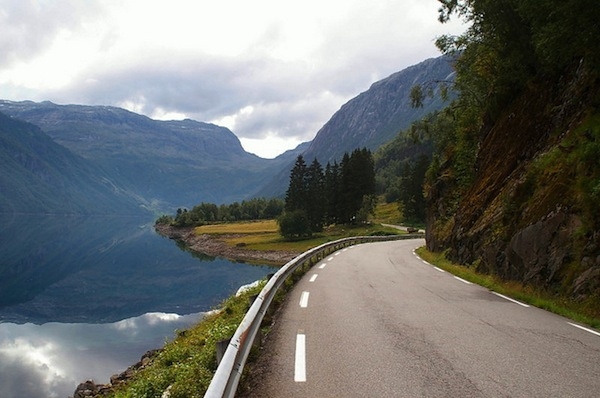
{"left": 254, "top": 55, "right": 455, "bottom": 198}
{"left": 0, "top": 111, "right": 142, "bottom": 214}
{"left": 0, "top": 101, "right": 294, "bottom": 213}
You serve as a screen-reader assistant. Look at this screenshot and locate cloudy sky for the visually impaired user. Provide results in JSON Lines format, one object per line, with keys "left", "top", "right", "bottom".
{"left": 0, "top": 0, "right": 465, "bottom": 158}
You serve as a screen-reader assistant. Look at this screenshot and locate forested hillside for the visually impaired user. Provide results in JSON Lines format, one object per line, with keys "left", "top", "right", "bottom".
{"left": 424, "top": 0, "right": 600, "bottom": 310}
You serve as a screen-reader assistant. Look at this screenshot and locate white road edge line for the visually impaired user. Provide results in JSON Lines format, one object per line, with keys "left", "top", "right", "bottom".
{"left": 319, "top": 263, "right": 327, "bottom": 269}
{"left": 492, "top": 292, "right": 530, "bottom": 307}
{"left": 334, "top": 252, "right": 341, "bottom": 256}
{"left": 567, "top": 322, "right": 600, "bottom": 337}
{"left": 327, "top": 257, "right": 334, "bottom": 261}
{"left": 295, "top": 333, "right": 306, "bottom": 382}
{"left": 433, "top": 266, "right": 445, "bottom": 273}
{"left": 299, "top": 291, "right": 310, "bottom": 308}
{"left": 309, "top": 274, "right": 318, "bottom": 282}
{"left": 454, "top": 276, "right": 472, "bottom": 285}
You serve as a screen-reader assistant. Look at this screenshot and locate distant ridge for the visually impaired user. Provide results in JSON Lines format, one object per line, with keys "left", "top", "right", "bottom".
{"left": 254, "top": 55, "right": 455, "bottom": 198}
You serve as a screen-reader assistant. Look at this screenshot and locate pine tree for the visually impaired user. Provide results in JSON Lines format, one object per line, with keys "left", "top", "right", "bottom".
{"left": 285, "top": 155, "right": 308, "bottom": 213}
{"left": 306, "top": 158, "right": 326, "bottom": 232}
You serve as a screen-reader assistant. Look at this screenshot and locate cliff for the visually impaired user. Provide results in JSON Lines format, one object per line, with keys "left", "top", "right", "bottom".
{"left": 426, "top": 61, "right": 600, "bottom": 312}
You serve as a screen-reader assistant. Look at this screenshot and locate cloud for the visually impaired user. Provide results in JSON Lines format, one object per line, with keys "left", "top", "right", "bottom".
{"left": 0, "top": 0, "right": 466, "bottom": 156}
{"left": 0, "top": 312, "right": 204, "bottom": 398}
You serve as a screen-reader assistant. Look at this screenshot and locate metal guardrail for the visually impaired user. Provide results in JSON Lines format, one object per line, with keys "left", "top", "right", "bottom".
{"left": 204, "top": 233, "right": 424, "bottom": 398}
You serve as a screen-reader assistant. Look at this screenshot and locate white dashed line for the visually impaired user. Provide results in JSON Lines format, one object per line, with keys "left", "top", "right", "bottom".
{"left": 334, "top": 252, "right": 341, "bottom": 256}
{"left": 295, "top": 333, "right": 306, "bottom": 382}
{"left": 433, "top": 266, "right": 445, "bottom": 273}
{"left": 492, "top": 292, "right": 530, "bottom": 307}
{"left": 568, "top": 322, "right": 600, "bottom": 337}
{"left": 299, "top": 291, "right": 310, "bottom": 308}
{"left": 318, "top": 263, "right": 327, "bottom": 269}
{"left": 454, "top": 276, "right": 472, "bottom": 285}
{"left": 327, "top": 257, "right": 334, "bottom": 261}
{"left": 309, "top": 274, "right": 318, "bottom": 282}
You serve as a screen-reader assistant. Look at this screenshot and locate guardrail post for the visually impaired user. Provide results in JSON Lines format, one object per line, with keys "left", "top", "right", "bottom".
{"left": 216, "top": 338, "right": 231, "bottom": 366}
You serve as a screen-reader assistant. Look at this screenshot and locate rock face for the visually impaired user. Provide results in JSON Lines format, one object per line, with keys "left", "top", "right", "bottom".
{"left": 70, "top": 349, "right": 160, "bottom": 398}
{"left": 426, "top": 62, "right": 600, "bottom": 307}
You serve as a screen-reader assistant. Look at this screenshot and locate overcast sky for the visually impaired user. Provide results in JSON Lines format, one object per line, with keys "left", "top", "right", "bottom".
{"left": 0, "top": 0, "right": 465, "bottom": 158}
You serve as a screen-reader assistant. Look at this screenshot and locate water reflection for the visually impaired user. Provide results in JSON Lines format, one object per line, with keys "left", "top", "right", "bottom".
{"left": 0, "top": 215, "right": 273, "bottom": 397}
{"left": 0, "top": 215, "right": 272, "bottom": 323}
{"left": 0, "top": 312, "right": 204, "bottom": 398}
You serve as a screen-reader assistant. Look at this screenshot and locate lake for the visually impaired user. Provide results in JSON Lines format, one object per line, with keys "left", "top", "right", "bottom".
{"left": 0, "top": 215, "right": 273, "bottom": 398}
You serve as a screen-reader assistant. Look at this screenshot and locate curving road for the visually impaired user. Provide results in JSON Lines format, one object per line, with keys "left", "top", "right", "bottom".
{"left": 242, "top": 239, "right": 600, "bottom": 397}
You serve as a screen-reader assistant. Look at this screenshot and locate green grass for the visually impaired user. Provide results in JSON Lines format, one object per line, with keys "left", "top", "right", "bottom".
{"left": 416, "top": 247, "right": 600, "bottom": 330}
{"left": 110, "top": 281, "right": 267, "bottom": 398}
{"left": 192, "top": 217, "right": 404, "bottom": 256}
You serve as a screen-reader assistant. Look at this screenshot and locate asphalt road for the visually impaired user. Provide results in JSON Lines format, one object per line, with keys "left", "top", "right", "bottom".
{"left": 241, "top": 239, "right": 600, "bottom": 397}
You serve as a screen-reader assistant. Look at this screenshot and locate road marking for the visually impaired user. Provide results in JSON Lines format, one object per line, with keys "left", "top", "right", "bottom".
{"left": 299, "top": 291, "right": 310, "bottom": 308}
{"left": 295, "top": 333, "right": 306, "bottom": 382}
{"left": 568, "top": 322, "right": 600, "bottom": 337}
{"left": 309, "top": 274, "right": 318, "bottom": 282}
{"left": 343, "top": 248, "right": 348, "bottom": 252}
{"left": 492, "top": 292, "right": 530, "bottom": 307}
{"left": 334, "top": 252, "right": 341, "bottom": 256}
{"left": 454, "top": 276, "right": 472, "bottom": 285}
{"left": 319, "top": 263, "right": 327, "bottom": 269}
{"left": 327, "top": 257, "right": 334, "bottom": 261}
{"left": 433, "top": 266, "right": 445, "bottom": 273}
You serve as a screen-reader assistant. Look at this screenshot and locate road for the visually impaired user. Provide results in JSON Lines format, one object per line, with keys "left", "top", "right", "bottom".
{"left": 241, "top": 239, "right": 600, "bottom": 397}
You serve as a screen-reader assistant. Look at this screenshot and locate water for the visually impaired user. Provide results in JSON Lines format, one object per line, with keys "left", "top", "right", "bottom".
{"left": 0, "top": 215, "right": 273, "bottom": 397}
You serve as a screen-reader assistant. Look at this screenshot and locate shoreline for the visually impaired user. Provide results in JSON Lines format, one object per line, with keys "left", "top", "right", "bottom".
{"left": 154, "top": 224, "right": 300, "bottom": 266}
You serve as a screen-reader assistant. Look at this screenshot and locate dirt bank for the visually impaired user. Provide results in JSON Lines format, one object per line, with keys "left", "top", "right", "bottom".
{"left": 154, "top": 224, "right": 300, "bottom": 266}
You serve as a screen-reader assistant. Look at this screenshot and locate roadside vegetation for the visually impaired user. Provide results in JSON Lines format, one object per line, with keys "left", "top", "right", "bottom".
{"left": 109, "top": 281, "right": 266, "bottom": 398}
{"left": 417, "top": 248, "right": 600, "bottom": 329}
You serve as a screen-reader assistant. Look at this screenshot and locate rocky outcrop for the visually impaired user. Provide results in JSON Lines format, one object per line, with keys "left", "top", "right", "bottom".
{"left": 70, "top": 349, "right": 160, "bottom": 398}
{"left": 426, "top": 61, "right": 600, "bottom": 308}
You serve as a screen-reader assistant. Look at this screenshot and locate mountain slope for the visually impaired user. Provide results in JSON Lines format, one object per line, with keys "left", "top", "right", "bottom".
{"left": 254, "top": 55, "right": 454, "bottom": 198}
{"left": 0, "top": 111, "right": 142, "bottom": 214}
{"left": 303, "top": 55, "right": 454, "bottom": 165}
{"left": 0, "top": 101, "right": 290, "bottom": 211}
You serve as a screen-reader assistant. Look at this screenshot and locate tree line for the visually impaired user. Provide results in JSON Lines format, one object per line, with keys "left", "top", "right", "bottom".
{"left": 156, "top": 197, "right": 285, "bottom": 227}
{"left": 279, "top": 148, "right": 376, "bottom": 239}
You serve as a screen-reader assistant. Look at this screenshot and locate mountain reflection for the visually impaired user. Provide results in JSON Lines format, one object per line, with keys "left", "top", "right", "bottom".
{"left": 0, "top": 214, "right": 272, "bottom": 397}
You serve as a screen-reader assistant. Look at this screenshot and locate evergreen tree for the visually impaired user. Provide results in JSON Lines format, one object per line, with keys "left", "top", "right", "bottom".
{"left": 306, "top": 158, "right": 326, "bottom": 232}
{"left": 324, "top": 161, "right": 340, "bottom": 224}
{"left": 285, "top": 155, "right": 308, "bottom": 213}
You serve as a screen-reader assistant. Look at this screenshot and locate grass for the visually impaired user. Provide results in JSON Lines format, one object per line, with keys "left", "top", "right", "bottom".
{"left": 416, "top": 247, "right": 600, "bottom": 330}
{"left": 372, "top": 199, "right": 402, "bottom": 224}
{"left": 194, "top": 220, "right": 404, "bottom": 254}
{"left": 111, "top": 281, "right": 267, "bottom": 398}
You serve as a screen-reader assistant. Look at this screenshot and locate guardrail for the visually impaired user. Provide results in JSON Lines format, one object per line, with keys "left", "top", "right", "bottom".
{"left": 204, "top": 233, "right": 424, "bottom": 398}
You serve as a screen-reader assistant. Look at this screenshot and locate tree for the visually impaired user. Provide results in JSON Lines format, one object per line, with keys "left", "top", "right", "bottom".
{"left": 278, "top": 209, "right": 311, "bottom": 239}
{"left": 305, "top": 158, "right": 326, "bottom": 232}
{"left": 339, "top": 149, "right": 376, "bottom": 224}
{"left": 285, "top": 155, "right": 308, "bottom": 213}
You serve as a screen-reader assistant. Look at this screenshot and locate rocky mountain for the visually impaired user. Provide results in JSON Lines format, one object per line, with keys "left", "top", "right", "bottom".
{"left": 0, "top": 111, "right": 142, "bottom": 215}
{"left": 304, "top": 55, "right": 454, "bottom": 164}
{"left": 254, "top": 55, "right": 455, "bottom": 198}
{"left": 0, "top": 101, "right": 299, "bottom": 214}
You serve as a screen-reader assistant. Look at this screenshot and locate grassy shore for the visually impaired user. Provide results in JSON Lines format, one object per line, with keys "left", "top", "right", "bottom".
{"left": 193, "top": 219, "right": 405, "bottom": 254}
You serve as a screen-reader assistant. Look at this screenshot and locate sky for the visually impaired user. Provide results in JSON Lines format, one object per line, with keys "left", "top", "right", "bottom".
{"left": 0, "top": 0, "right": 466, "bottom": 158}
